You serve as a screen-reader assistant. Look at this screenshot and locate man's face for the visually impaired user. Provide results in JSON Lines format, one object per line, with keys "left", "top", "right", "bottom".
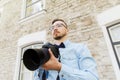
{"left": 51, "top": 21, "right": 68, "bottom": 40}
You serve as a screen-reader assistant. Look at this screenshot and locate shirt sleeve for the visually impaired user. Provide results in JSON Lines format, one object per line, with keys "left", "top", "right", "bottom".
{"left": 59, "top": 44, "right": 99, "bottom": 80}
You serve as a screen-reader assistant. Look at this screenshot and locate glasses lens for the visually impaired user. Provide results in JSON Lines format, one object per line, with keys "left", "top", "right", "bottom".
{"left": 50, "top": 23, "right": 66, "bottom": 30}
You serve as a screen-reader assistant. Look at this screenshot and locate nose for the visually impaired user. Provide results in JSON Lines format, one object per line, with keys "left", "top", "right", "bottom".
{"left": 52, "top": 28, "right": 58, "bottom": 34}
{"left": 52, "top": 25, "right": 59, "bottom": 30}
{"left": 54, "top": 26, "right": 58, "bottom": 29}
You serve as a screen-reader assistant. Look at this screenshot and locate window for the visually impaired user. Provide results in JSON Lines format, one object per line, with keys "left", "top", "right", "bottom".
{"left": 14, "top": 31, "right": 46, "bottom": 80}
{"left": 19, "top": 43, "right": 44, "bottom": 80}
{"left": 0, "top": 11, "right": 1, "bottom": 22}
{"left": 97, "top": 5, "right": 120, "bottom": 80}
{"left": 21, "top": 0, "right": 45, "bottom": 18}
{"left": 0, "top": 8, "right": 3, "bottom": 23}
{"left": 107, "top": 23, "right": 120, "bottom": 69}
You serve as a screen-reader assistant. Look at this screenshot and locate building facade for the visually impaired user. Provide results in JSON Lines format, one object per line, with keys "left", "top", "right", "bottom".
{"left": 0, "top": 0, "right": 120, "bottom": 80}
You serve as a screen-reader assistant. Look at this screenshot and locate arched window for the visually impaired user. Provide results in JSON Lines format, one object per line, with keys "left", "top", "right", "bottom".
{"left": 0, "top": 8, "right": 3, "bottom": 23}
{"left": 97, "top": 5, "right": 120, "bottom": 80}
{"left": 14, "top": 30, "right": 46, "bottom": 80}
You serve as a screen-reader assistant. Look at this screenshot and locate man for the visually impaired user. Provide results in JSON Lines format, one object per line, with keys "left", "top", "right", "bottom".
{"left": 34, "top": 19, "right": 99, "bottom": 80}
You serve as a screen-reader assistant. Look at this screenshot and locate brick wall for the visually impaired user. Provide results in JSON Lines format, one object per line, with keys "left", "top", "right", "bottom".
{"left": 0, "top": 0, "right": 120, "bottom": 80}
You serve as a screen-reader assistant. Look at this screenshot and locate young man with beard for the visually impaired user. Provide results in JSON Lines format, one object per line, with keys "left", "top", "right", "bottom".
{"left": 34, "top": 19, "right": 99, "bottom": 80}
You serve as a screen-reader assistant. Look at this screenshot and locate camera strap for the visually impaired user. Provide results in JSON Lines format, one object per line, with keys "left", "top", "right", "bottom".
{"left": 56, "top": 54, "right": 61, "bottom": 80}
{"left": 54, "top": 42, "right": 65, "bottom": 48}
{"left": 42, "top": 70, "right": 49, "bottom": 80}
{"left": 42, "top": 70, "right": 46, "bottom": 80}
{"left": 56, "top": 42, "right": 65, "bottom": 80}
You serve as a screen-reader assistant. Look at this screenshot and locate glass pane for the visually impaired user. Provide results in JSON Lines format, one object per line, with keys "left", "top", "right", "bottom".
{"left": 33, "top": 1, "right": 43, "bottom": 12}
{"left": 20, "top": 62, "right": 33, "bottom": 80}
{"left": 26, "top": 6, "right": 33, "bottom": 17}
{"left": 32, "top": 43, "right": 43, "bottom": 49}
{"left": 0, "top": 12, "right": 1, "bottom": 20}
{"left": 22, "top": 46, "right": 32, "bottom": 56}
{"left": 0, "top": 8, "right": 3, "bottom": 20}
{"left": 26, "top": 0, "right": 32, "bottom": 6}
{"left": 21, "top": 72, "right": 31, "bottom": 80}
{"left": 26, "top": 1, "right": 43, "bottom": 17}
{"left": 109, "top": 24, "right": 120, "bottom": 42}
{"left": 115, "top": 44, "right": 120, "bottom": 63}
{"left": 32, "top": 0, "right": 40, "bottom": 3}
{"left": 26, "top": 0, "right": 40, "bottom": 6}
{"left": 19, "top": 43, "right": 44, "bottom": 80}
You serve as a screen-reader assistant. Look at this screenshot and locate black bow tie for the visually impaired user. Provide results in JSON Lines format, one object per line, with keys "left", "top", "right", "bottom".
{"left": 55, "top": 42, "right": 65, "bottom": 48}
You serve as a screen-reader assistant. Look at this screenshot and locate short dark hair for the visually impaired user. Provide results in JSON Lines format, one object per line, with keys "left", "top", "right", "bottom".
{"left": 52, "top": 19, "right": 67, "bottom": 27}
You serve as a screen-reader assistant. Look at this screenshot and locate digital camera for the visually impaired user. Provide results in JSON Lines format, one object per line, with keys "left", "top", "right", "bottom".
{"left": 23, "top": 43, "right": 59, "bottom": 71}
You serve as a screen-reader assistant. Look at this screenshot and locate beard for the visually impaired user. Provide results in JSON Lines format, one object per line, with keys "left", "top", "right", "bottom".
{"left": 54, "top": 33, "right": 66, "bottom": 40}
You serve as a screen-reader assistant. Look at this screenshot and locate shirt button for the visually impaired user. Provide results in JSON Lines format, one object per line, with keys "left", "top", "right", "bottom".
{"left": 61, "top": 74, "right": 64, "bottom": 77}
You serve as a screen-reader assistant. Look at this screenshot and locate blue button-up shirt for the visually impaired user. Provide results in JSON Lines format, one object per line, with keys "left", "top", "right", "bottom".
{"left": 34, "top": 40, "right": 99, "bottom": 80}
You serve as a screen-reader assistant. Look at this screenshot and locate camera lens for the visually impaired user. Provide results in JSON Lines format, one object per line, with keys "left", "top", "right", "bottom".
{"left": 23, "top": 43, "right": 59, "bottom": 71}
{"left": 23, "top": 48, "right": 50, "bottom": 71}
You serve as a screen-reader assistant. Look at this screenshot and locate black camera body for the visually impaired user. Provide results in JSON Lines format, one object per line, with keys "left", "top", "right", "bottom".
{"left": 23, "top": 43, "right": 59, "bottom": 71}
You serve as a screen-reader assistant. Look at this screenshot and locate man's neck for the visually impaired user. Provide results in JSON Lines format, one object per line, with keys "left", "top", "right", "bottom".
{"left": 55, "top": 36, "right": 67, "bottom": 45}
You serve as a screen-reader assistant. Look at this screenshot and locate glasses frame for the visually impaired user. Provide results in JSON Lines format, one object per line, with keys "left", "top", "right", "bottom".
{"left": 49, "top": 23, "right": 67, "bottom": 31}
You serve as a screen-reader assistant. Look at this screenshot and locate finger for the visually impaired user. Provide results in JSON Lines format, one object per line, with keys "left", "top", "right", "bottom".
{"left": 48, "top": 48, "right": 54, "bottom": 56}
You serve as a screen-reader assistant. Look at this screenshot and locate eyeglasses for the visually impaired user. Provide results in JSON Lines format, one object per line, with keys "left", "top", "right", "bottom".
{"left": 49, "top": 23, "right": 66, "bottom": 31}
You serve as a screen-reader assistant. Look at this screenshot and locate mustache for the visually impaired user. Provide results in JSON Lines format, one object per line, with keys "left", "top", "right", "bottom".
{"left": 53, "top": 30, "right": 60, "bottom": 34}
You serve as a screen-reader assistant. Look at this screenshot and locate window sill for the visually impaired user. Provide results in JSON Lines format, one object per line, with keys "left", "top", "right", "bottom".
{"left": 18, "top": 9, "right": 47, "bottom": 24}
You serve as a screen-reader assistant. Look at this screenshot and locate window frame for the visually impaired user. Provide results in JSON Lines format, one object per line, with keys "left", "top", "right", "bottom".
{"left": 106, "top": 22, "right": 120, "bottom": 69}
{"left": 97, "top": 5, "right": 120, "bottom": 80}
{"left": 0, "top": 8, "right": 3, "bottom": 23}
{"left": 19, "top": 42, "right": 44, "bottom": 80}
{"left": 19, "top": 0, "right": 46, "bottom": 23}
{"left": 14, "top": 31, "right": 46, "bottom": 80}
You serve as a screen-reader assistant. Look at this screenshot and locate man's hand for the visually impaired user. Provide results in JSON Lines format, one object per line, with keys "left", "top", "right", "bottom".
{"left": 42, "top": 49, "right": 62, "bottom": 71}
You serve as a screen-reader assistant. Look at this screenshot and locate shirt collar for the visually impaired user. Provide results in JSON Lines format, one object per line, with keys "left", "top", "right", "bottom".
{"left": 54, "top": 40, "right": 70, "bottom": 48}
{"left": 62, "top": 40, "right": 70, "bottom": 48}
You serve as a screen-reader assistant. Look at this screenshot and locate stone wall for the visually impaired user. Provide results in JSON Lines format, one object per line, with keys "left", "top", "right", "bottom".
{"left": 0, "top": 0, "right": 120, "bottom": 80}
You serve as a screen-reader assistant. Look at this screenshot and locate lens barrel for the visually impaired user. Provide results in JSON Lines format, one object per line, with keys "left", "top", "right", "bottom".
{"left": 23, "top": 43, "right": 59, "bottom": 71}
{"left": 23, "top": 48, "right": 50, "bottom": 71}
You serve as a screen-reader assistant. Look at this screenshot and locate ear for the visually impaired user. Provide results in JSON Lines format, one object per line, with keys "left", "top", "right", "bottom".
{"left": 66, "top": 28, "right": 69, "bottom": 33}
